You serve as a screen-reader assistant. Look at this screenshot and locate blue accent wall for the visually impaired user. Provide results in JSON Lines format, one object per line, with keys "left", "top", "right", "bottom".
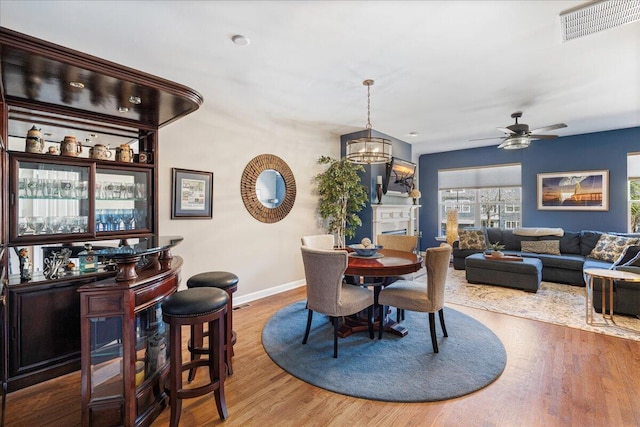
{"left": 418, "top": 127, "right": 640, "bottom": 250}
{"left": 340, "top": 129, "right": 412, "bottom": 245}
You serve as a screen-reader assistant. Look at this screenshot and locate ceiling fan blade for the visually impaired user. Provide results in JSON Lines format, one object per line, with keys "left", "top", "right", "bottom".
{"left": 496, "top": 127, "right": 515, "bottom": 134}
{"left": 530, "top": 123, "right": 567, "bottom": 134}
{"left": 469, "top": 136, "right": 507, "bottom": 141}
{"left": 529, "top": 134, "right": 558, "bottom": 140}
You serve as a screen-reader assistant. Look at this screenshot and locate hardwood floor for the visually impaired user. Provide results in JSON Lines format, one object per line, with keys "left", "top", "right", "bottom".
{"left": 4, "top": 284, "right": 640, "bottom": 427}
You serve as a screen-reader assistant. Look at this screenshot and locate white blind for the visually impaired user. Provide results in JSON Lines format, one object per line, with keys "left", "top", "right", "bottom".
{"left": 438, "top": 163, "right": 521, "bottom": 190}
{"left": 628, "top": 153, "right": 640, "bottom": 178}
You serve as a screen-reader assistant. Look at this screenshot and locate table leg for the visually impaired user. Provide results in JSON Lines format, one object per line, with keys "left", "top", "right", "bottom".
{"left": 608, "top": 277, "right": 615, "bottom": 323}
{"left": 586, "top": 274, "right": 592, "bottom": 324}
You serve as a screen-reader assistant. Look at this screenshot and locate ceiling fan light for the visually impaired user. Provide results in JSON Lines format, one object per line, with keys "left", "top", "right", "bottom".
{"left": 499, "top": 135, "right": 531, "bottom": 150}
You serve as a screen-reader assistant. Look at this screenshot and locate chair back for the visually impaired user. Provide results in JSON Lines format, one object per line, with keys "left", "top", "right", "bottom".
{"left": 301, "top": 234, "right": 335, "bottom": 250}
{"left": 425, "top": 244, "right": 452, "bottom": 310}
{"left": 300, "top": 246, "right": 347, "bottom": 316}
{"left": 376, "top": 235, "right": 418, "bottom": 253}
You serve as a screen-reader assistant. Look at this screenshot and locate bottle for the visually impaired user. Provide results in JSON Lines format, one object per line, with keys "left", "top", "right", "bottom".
{"left": 79, "top": 244, "right": 98, "bottom": 273}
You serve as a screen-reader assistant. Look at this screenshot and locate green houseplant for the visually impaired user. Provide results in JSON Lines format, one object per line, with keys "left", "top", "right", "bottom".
{"left": 314, "top": 156, "right": 368, "bottom": 247}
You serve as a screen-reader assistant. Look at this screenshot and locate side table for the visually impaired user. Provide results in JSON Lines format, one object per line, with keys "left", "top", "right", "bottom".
{"left": 583, "top": 268, "right": 640, "bottom": 325}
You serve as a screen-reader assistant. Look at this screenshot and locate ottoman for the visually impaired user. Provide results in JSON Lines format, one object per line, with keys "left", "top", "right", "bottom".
{"left": 465, "top": 253, "right": 542, "bottom": 292}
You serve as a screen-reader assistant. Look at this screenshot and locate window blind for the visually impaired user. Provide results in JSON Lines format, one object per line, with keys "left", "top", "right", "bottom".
{"left": 628, "top": 153, "right": 640, "bottom": 179}
{"left": 438, "top": 163, "right": 521, "bottom": 190}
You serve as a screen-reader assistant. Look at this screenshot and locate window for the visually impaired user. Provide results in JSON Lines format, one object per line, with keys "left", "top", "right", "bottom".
{"left": 628, "top": 154, "right": 640, "bottom": 232}
{"left": 438, "top": 164, "right": 522, "bottom": 237}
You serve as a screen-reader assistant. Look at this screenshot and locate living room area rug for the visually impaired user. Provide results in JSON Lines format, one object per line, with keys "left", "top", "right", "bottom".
{"left": 445, "top": 268, "right": 640, "bottom": 341}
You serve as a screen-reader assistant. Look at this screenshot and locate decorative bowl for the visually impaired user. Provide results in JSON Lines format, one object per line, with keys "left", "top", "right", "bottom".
{"left": 348, "top": 244, "right": 383, "bottom": 257}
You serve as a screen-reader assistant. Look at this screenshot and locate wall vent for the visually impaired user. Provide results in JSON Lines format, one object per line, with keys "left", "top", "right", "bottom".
{"left": 560, "top": 0, "right": 640, "bottom": 42}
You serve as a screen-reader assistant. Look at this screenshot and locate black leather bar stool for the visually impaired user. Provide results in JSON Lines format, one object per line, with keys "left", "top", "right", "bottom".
{"left": 162, "top": 287, "right": 229, "bottom": 427}
{"left": 187, "top": 271, "right": 238, "bottom": 378}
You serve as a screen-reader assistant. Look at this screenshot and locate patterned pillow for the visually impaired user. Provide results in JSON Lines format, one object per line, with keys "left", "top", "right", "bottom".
{"left": 589, "top": 234, "right": 640, "bottom": 263}
{"left": 458, "top": 229, "right": 488, "bottom": 250}
{"left": 521, "top": 240, "right": 561, "bottom": 255}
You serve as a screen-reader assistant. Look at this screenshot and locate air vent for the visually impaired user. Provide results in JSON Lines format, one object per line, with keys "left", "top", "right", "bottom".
{"left": 560, "top": 0, "right": 640, "bottom": 42}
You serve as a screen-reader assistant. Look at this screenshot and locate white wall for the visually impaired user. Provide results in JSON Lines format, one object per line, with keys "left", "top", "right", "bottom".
{"left": 158, "top": 103, "right": 338, "bottom": 304}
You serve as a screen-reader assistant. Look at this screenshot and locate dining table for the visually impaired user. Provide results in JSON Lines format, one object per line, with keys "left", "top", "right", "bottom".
{"left": 339, "top": 248, "right": 423, "bottom": 338}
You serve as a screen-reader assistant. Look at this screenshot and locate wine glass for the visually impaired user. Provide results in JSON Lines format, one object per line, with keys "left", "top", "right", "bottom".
{"left": 27, "top": 216, "right": 45, "bottom": 234}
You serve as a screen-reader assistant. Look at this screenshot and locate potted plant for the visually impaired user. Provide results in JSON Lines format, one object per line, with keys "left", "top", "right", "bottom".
{"left": 313, "top": 156, "right": 368, "bottom": 248}
{"left": 487, "top": 241, "right": 506, "bottom": 257}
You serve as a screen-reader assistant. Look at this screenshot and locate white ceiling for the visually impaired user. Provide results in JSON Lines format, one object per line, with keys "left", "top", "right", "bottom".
{"left": 1, "top": 1, "right": 639, "bottom": 157}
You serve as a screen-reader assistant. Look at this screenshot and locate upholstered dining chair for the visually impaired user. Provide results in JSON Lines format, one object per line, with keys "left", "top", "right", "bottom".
{"left": 301, "top": 234, "right": 335, "bottom": 250}
{"left": 376, "top": 234, "right": 418, "bottom": 253}
{"left": 300, "top": 246, "right": 374, "bottom": 358}
{"left": 377, "top": 244, "right": 452, "bottom": 353}
{"left": 376, "top": 234, "right": 423, "bottom": 322}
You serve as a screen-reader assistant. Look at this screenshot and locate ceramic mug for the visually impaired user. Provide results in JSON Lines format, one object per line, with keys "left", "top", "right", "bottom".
{"left": 115, "top": 144, "right": 133, "bottom": 162}
{"left": 89, "top": 144, "right": 112, "bottom": 160}
{"left": 25, "top": 125, "right": 45, "bottom": 153}
{"left": 60, "top": 136, "right": 82, "bottom": 157}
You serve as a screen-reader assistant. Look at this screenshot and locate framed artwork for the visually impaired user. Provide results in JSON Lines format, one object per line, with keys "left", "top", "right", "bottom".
{"left": 171, "top": 168, "right": 213, "bottom": 219}
{"left": 537, "top": 170, "right": 609, "bottom": 211}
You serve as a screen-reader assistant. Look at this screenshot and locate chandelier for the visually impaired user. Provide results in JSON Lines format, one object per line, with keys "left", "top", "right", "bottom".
{"left": 346, "top": 79, "right": 392, "bottom": 164}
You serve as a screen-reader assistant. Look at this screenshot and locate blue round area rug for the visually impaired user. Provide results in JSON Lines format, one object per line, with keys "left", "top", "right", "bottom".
{"left": 262, "top": 301, "right": 507, "bottom": 402}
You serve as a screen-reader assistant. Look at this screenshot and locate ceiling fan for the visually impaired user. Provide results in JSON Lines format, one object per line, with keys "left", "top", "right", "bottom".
{"left": 471, "top": 112, "right": 567, "bottom": 150}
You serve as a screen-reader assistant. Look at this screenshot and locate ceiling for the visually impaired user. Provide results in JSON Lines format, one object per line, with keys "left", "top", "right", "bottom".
{"left": 1, "top": 1, "right": 639, "bottom": 158}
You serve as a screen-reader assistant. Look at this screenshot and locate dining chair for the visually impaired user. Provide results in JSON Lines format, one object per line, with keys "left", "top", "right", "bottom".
{"left": 301, "top": 234, "right": 335, "bottom": 250}
{"left": 376, "top": 234, "right": 418, "bottom": 253}
{"left": 300, "top": 246, "right": 374, "bottom": 358}
{"left": 376, "top": 234, "right": 423, "bottom": 321}
{"left": 377, "top": 243, "right": 452, "bottom": 353}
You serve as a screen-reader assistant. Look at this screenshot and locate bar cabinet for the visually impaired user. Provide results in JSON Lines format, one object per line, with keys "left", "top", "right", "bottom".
{"left": 0, "top": 27, "right": 203, "bottom": 426}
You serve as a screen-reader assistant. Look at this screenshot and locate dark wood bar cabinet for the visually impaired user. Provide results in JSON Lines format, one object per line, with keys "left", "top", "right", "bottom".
{"left": 0, "top": 27, "right": 202, "bottom": 426}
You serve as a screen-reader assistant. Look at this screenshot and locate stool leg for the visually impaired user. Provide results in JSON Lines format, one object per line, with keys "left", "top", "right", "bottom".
{"left": 209, "top": 316, "right": 228, "bottom": 420}
{"left": 169, "top": 321, "right": 183, "bottom": 427}
{"left": 225, "top": 297, "right": 233, "bottom": 376}
{"left": 188, "top": 324, "right": 204, "bottom": 382}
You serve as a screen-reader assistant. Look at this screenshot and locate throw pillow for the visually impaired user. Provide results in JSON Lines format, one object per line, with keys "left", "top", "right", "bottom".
{"left": 458, "top": 229, "right": 488, "bottom": 250}
{"left": 589, "top": 234, "right": 640, "bottom": 263}
{"left": 613, "top": 245, "right": 640, "bottom": 267}
{"left": 521, "top": 240, "right": 561, "bottom": 255}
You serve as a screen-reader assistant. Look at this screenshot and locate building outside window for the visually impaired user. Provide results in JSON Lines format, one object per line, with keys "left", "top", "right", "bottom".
{"left": 439, "top": 187, "right": 522, "bottom": 236}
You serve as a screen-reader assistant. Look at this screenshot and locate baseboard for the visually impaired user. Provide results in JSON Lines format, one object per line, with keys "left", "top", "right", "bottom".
{"left": 233, "top": 279, "right": 306, "bottom": 306}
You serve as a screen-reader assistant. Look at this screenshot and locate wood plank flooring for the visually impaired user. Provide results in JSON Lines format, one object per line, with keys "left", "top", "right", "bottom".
{"left": 3, "top": 284, "right": 640, "bottom": 426}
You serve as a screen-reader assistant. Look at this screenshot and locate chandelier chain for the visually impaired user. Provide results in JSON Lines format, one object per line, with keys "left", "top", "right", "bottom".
{"left": 366, "top": 83, "right": 372, "bottom": 130}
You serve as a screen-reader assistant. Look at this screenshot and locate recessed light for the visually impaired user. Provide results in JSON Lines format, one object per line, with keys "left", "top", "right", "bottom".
{"left": 408, "top": 132, "right": 418, "bottom": 137}
{"left": 69, "top": 81, "right": 85, "bottom": 89}
{"left": 231, "top": 35, "right": 250, "bottom": 46}
{"left": 129, "top": 96, "right": 141, "bottom": 105}
{"left": 118, "top": 106, "right": 129, "bottom": 113}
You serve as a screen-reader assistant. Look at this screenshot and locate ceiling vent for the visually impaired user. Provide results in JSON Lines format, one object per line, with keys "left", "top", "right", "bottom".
{"left": 560, "top": 0, "right": 640, "bottom": 42}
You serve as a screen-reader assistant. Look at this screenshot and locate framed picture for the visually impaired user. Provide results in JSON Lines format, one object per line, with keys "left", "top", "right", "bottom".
{"left": 537, "top": 170, "right": 609, "bottom": 211}
{"left": 171, "top": 168, "right": 213, "bottom": 219}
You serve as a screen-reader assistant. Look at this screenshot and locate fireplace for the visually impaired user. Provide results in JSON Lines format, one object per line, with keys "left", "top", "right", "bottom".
{"left": 371, "top": 204, "right": 420, "bottom": 245}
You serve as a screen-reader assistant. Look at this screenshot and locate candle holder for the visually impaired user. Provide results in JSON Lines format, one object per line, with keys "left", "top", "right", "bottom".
{"left": 376, "top": 184, "right": 383, "bottom": 204}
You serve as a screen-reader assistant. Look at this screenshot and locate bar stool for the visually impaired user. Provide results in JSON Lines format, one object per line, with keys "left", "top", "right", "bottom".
{"left": 162, "top": 287, "right": 229, "bottom": 426}
{"left": 187, "top": 271, "right": 238, "bottom": 378}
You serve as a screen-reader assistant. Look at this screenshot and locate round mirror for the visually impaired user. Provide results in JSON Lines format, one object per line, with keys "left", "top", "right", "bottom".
{"left": 241, "top": 154, "right": 296, "bottom": 223}
{"left": 256, "top": 169, "right": 285, "bottom": 208}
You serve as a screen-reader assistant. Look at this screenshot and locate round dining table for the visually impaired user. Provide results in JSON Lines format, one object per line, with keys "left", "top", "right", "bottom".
{"left": 340, "top": 248, "right": 423, "bottom": 338}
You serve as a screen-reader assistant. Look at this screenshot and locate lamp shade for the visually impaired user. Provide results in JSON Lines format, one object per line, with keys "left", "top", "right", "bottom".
{"left": 446, "top": 208, "right": 459, "bottom": 245}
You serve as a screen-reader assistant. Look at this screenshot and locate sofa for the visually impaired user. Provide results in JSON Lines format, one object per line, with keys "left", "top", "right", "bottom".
{"left": 452, "top": 228, "right": 640, "bottom": 317}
